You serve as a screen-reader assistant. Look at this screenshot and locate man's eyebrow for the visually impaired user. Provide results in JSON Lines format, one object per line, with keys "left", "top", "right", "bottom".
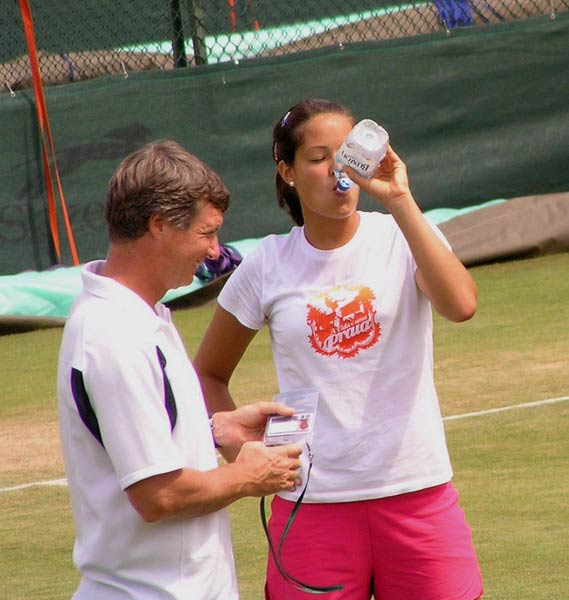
{"left": 201, "top": 223, "right": 221, "bottom": 232}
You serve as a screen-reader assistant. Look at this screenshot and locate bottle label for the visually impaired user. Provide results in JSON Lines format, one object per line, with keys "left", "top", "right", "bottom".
{"left": 334, "top": 119, "right": 389, "bottom": 190}
{"left": 337, "top": 146, "right": 376, "bottom": 176}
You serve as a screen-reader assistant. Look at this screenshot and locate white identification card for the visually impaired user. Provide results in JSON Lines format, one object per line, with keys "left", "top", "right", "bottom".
{"left": 264, "top": 389, "right": 318, "bottom": 446}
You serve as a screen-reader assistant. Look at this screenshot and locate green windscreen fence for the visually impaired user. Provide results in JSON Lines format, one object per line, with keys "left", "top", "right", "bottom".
{"left": 0, "top": 14, "right": 568, "bottom": 274}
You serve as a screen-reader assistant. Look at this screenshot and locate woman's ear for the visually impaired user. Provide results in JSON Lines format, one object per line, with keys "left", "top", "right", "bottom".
{"left": 277, "top": 160, "right": 294, "bottom": 186}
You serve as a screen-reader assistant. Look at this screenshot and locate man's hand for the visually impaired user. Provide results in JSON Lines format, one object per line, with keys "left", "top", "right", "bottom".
{"left": 235, "top": 441, "right": 303, "bottom": 496}
{"left": 211, "top": 402, "right": 295, "bottom": 448}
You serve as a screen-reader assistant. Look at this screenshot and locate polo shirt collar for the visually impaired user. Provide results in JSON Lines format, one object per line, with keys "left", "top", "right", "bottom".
{"left": 81, "top": 260, "right": 172, "bottom": 327}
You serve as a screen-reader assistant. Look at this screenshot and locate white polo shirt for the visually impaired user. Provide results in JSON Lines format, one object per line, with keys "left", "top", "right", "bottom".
{"left": 58, "top": 261, "right": 238, "bottom": 599}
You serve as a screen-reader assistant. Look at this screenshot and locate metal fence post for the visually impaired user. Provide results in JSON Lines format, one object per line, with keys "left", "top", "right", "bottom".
{"left": 187, "top": 0, "right": 208, "bottom": 65}
{"left": 168, "top": 0, "right": 188, "bottom": 67}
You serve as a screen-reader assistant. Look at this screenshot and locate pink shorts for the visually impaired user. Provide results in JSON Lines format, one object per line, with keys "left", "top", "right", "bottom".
{"left": 265, "top": 482, "right": 483, "bottom": 600}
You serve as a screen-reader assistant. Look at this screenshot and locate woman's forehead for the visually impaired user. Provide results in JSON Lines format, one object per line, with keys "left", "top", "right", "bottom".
{"left": 298, "top": 113, "right": 353, "bottom": 148}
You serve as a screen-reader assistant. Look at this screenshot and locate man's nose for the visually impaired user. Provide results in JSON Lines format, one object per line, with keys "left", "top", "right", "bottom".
{"left": 206, "top": 237, "right": 220, "bottom": 261}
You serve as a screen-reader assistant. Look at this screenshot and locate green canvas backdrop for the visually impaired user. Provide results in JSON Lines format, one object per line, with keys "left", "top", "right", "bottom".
{"left": 0, "top": 14, "right": 567, "bottom": 273}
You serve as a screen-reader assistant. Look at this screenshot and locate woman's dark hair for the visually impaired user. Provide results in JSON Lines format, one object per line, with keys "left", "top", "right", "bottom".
{"left": 272, "top": 99, "right": 354, "bottom": 226}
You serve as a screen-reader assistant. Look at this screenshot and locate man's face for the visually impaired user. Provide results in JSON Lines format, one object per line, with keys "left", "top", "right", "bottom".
{"left": 161, "top": 201, "right": 223, "bottom": 289}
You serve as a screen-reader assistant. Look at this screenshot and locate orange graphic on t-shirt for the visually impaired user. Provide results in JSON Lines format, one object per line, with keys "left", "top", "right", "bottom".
{"left": 306, "top": 285, "right": 381, "bottom": 358}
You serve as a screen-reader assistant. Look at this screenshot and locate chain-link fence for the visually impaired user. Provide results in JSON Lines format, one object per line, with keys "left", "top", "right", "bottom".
{"left": 2, "top": 0, "right": 566, "bottom": 95}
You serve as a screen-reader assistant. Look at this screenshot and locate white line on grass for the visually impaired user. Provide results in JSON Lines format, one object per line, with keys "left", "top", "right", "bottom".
{"left": 0, "top": 478, "right": 68, "bottom": 493}
{"left": 1, "top": 395, "right": 568, "bottom": 493}
{"left": 443, "top": 395, "right": 569, "bottom": 421}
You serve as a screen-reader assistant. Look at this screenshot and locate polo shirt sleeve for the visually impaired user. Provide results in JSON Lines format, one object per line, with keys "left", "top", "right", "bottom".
{"left": 81, "top": 323, "right": 185, "bottom": 490}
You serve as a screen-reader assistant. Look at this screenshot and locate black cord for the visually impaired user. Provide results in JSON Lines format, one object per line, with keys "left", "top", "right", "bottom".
{"left": 260, "top": 444, "right": 344, "bottom": 595}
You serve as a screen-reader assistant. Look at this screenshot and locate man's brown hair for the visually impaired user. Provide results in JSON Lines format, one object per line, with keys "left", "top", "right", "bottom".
{"left": 105, "top": 140, "right": 230, "bottom": 241}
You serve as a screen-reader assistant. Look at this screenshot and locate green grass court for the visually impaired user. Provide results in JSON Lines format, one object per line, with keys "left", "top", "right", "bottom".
{"left": 1, "top": 252, "right": 568, "bottom": 599}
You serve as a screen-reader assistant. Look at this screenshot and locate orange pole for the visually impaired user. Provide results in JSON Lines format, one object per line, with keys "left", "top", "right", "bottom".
{"left": 19, "top": 0, "right": 79, "bottom": 265}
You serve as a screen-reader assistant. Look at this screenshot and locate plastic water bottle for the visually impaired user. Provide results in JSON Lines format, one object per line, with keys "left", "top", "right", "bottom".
{"left": 334, "top": 119, "right": 390, "bottom": 192}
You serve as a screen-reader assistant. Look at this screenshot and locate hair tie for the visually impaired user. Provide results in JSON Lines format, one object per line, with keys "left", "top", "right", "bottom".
{"left": 272, "top": 142, "right": 279, "bottom": 162}
{"left": 281, "top": 110, "right": 291, "bottom": 127}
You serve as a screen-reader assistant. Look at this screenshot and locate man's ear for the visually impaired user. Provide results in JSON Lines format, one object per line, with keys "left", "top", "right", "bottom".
{"left": 277, "top": 160, "right": 294, "bottom": 186}
{"left": 148, "top": 214, "right": 166, "bottom": 240}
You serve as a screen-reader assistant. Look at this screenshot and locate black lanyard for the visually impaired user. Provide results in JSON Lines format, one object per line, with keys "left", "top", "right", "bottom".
{"left": 260, "top": 445, "right": 344, "bottom": 595}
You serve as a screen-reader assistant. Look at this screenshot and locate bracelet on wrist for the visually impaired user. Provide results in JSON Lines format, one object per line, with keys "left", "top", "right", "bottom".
{"left": 208, "top": 415, "right": 221, "bottom": 448}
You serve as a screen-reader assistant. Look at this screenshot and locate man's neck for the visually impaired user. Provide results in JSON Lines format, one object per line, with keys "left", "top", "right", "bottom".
{"left": 101, "top": 240, "right": 166, "bottom": 309}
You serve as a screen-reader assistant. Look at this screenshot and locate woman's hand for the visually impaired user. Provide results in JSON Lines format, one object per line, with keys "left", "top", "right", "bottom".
{"left": 344, "top": 146, "right": 413, "bottom": 213}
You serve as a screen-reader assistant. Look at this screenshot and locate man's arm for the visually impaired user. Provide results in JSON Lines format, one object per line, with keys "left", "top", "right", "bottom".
{"left": 126, "top": 441, "right": 302, "bottom": 522}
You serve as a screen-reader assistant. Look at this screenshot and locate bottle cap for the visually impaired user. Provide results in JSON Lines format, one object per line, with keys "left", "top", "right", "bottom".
{"left": 337, "top": 177, "right": 353, "bottom": 192}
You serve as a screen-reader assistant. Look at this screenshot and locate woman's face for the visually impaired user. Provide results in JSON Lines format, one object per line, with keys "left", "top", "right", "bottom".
{"left": 280, "top": 112, "right": 360, "bottom": 224}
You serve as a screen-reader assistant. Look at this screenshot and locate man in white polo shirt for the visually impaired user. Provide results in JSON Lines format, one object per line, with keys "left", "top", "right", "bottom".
{"left": 57, "top": 140, "right": 302, "bottom": 599}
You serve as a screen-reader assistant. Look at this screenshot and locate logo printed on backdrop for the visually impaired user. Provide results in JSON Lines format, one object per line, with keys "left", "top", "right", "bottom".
{"left": 306, "top": 284, "right": 381, "bottom": 359}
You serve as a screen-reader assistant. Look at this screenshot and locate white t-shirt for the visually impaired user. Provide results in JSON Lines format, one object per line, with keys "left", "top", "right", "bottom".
{"left": 58, "top": 261, "right": 238, "bottom": 599}
{"left": 219, "top": 211, "right": 453, "bottom": 503}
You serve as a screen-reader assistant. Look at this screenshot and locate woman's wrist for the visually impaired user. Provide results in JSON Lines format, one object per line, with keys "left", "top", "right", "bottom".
{"left": 385, "top": 190, "right": 418, "bottom": 218}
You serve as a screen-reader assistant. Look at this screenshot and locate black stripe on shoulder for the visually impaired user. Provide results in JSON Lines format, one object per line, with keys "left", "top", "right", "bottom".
{"left": 70, "top": 367, "right": 104, "bottom": 447}
{"left": 156, "top": 346, "right": 177, "bottom": 432}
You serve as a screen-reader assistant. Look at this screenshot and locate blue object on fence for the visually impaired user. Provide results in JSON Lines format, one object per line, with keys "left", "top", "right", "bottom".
{"left": 434, "top": 0, "right": 474, "bottom": 29}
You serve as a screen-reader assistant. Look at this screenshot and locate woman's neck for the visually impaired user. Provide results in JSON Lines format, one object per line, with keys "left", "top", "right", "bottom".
{"left": 302, "top": 211, "right": 360, "bottom": 250}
